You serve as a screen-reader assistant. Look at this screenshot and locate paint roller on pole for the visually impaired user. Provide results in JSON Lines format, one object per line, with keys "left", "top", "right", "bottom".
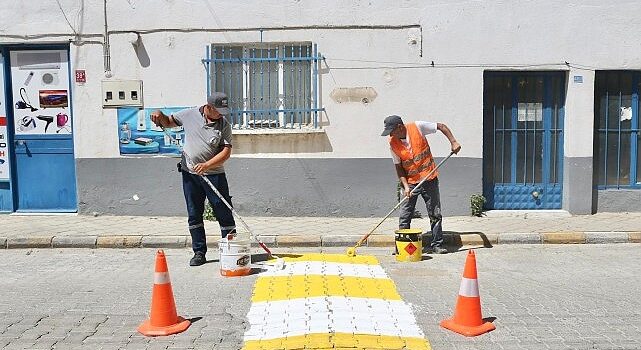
{"left": 346, "top": 151, "right": 455, "bottom": 257}
{"left": 159, "top": 126, "right": 284, "bottom": 269}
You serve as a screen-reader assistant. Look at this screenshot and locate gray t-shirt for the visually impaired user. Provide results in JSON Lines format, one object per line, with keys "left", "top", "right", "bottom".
{"left": 172, "top": 107, "right": 232, "bottom": 175}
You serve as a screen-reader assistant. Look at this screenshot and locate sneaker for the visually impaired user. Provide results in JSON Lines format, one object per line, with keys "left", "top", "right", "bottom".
{"left": 189, "top": 252, "right": 206, "bottom": 266}
{"left": 430, "top": 246, "right": 448, "bottom": 254}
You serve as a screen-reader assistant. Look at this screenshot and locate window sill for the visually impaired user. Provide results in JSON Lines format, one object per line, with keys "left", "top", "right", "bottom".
{"left": 233, "top": 128, "right": 325, "bottom": 135}
{"left": 597, "top": 186, "right": 641, "bottom": 190}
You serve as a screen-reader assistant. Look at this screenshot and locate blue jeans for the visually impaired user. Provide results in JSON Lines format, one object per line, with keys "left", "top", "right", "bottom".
{"left": 398, "top": 177, "right": 443, "bottom": 248}
{"left": 182, "top": 171, "right": 236, "bottom": 254}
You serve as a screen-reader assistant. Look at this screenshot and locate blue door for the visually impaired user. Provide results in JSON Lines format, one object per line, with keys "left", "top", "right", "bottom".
{"left": 7, "top": 48, "right": 77, "bottom": 212}
{"left": 0, "top": 52, "right": 12, "bottom": 211}
{"left": 483, "top": 72, "right": 565, "bottom": 209}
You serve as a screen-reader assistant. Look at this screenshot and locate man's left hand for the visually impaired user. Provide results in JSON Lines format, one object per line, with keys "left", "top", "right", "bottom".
{"left": 193, "top": 162, "right": 209, "bottom": 175}
{"left": 451, "top": 141, "right": 462, "bottom": 154}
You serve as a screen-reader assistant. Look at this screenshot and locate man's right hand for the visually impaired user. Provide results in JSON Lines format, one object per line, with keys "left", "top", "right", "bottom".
{"left": 404, "top": 186, "right": 412, "bottom": 198}
{"left": 150, "top": 110, "right": 165, "bottom": 127}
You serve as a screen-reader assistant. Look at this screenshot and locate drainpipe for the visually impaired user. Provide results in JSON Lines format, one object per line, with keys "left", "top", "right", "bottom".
{"left": 103, "top": 0, "right": 112, "bottom": 77}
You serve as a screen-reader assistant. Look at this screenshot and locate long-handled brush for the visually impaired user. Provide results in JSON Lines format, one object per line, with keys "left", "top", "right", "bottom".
{"left": 196, "top": 169, "right": 285, "bottom": 270}
{"left": 159, "top": 126, "right": 284, "bottom": 269}
{"left": 346, "top": 151, "right": 455, "bottom": 257}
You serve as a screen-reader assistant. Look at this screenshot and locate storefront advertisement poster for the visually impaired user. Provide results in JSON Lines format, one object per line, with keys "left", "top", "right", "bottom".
{"left": 117, "top": 107, "right": 187, "bottom": 155}
{"left": 0, "top": 116, "right": 9, "bottom": 180}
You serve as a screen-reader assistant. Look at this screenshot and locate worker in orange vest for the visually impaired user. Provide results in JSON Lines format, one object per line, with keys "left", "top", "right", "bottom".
{"left": 381, "top": 115, "right": 461, "bottom": 254}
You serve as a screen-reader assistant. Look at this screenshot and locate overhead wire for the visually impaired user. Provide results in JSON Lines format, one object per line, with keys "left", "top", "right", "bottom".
{"left": 322, "top": 57, "right": 625, "bottom": 71}
{"left": 54, "top": 0, "right": 79, "bottom": 37}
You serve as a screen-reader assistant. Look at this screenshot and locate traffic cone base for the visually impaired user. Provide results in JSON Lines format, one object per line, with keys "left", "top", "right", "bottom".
{"left": 440, "top": 318, "right": 495, "bottom": 337}
{"left": 138, "top": 316, "right": 191, "bottom": 337}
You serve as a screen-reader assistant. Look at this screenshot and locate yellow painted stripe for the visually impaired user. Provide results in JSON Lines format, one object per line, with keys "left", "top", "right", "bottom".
{"left": 242, "top": 332, "right": 431, "bottom": 350}
{"left": 278, "top": 253, "right": 379, "bottom": 265}
{"left": 251, "top": 275, "right": 401, "bottom": 302}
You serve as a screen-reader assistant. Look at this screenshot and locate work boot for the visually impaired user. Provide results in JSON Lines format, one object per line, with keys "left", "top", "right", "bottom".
{"left": 189, "top": 252, "right": 206, "bottom": 266}
{"left": 430, "top": 246, "right": 448, "bottom": 254}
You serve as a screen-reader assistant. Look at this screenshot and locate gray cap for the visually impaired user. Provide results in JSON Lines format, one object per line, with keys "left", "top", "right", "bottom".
{"left": 381, "top": 115, "right": 403, "bottom": 136}
{"left": 207, "top": 92, "right": 230, "bottom": 116}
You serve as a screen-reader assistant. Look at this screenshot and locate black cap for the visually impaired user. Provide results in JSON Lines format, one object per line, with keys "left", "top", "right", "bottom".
{"left": 381, "top": 115, "right": 403, "bottom": 136}
{"left": 207, "top": 92, "right": 230, "bottom": 116}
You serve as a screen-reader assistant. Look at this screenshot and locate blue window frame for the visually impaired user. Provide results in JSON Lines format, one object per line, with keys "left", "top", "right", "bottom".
{"left": 594, "top": 71, "right": 640, "bottom": 189}
{"left": 202, "top": 43, "right": 323, "bottom": 129}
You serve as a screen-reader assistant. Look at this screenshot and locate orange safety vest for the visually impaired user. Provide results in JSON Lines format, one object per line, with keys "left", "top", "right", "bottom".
{"left": 389, "top": 122, "right": 437, "bottom": 184}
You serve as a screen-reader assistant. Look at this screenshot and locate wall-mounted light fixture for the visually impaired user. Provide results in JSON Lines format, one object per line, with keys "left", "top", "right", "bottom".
{"left": 128, "top": 32, "right": 142, "bottom": 48}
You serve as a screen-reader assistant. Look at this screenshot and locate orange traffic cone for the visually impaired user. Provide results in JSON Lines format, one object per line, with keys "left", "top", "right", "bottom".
{"left": 138, "top": 250, "right": 191, "bottom": 336}
{"left": 440, "top": 250, "right": 495, "bottom": 336}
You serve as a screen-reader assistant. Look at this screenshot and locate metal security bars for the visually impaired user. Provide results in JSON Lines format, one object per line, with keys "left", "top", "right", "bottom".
{"left": 203, "top": 43, "right": 322, "bottom": 129}
{"left": 483, "top": 72, "right": 565, "bottom": 209}
{"left": 594, "top": 71, "right": 640, "bottom": 189}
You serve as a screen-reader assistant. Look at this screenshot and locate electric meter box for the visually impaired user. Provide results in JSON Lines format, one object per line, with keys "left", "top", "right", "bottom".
{"left": 102, "top": 80, "right": 144, "bottom": 108}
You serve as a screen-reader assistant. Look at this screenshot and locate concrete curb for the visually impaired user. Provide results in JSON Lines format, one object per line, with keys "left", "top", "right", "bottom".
{"left": 141, "top": 236, "right": 187, "bottom": 248}
{"left": 7, "top": 236, "right": 53, "bottom": 249}
{"left": 52, "top": 236, "right": 97, "bottom": 248}
{"left": 498, "top": 233, "right": 542, "bottom": 244}
{"left": 277, "top": 236, "right": 322, "bottom": 247}
{"left": 542, "top": 232, "right": 586, "bottom": 244}
{"left": 585, "top": 232, "right": 630, "bottom": 244}
{"left": 96, "top": 236, "right": 142, "bottom": 248}
{"left": 1, "top": 232, "right": 640, "bottom": 249}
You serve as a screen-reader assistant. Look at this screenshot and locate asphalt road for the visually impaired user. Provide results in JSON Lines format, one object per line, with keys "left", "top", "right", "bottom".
{"left": 1, "top": 244, "right": 640, "bottom": 349}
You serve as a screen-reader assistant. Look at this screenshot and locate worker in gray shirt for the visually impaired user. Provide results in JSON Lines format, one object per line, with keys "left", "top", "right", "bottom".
{"left": 151, "top": 92, "right": 236, "bottom": 266}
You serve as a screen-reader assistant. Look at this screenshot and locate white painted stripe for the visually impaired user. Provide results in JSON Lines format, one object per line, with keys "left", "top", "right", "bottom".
{"left": 458, "top": 277, "right": 479, "bottom": 297}
{"left": 154, "top": 272, "right": 170, "bottom": 285}
{"left": 243, "top": 296, "right": 425, "bottom": 341}
{"left": 261, "top": 261, "right": 389, "bottom": 279}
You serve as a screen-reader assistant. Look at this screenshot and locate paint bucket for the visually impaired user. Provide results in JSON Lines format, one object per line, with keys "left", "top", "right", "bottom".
{"left": 219, "top": 237, "right": 251, "bottom": 277}
{"left": 395, "top": 229, "right": 423, "bottom": 262}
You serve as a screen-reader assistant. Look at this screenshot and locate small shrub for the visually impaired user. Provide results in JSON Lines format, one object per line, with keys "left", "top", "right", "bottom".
{"left": 470, "top": 194, "right": 486, "bottom": 217}
{"left": 203, "top": 202, "right": 217, "bottom": 221}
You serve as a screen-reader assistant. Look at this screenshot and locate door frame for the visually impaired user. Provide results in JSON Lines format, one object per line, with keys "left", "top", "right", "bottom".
{"left": 1, "top": 43, "right": 77, "bottom": 212}
{"left": 483, "top": 71, "right": 566, "bottom": 210}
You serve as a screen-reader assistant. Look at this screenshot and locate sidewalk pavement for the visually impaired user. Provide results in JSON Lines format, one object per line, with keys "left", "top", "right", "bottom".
{"left": 0, "top": 211, "right": 640, "bottom": 249}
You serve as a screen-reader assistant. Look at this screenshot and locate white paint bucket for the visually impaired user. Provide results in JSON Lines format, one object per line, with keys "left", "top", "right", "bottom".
{"left": 219, "top": 238, "right": 251, "bottom": 277}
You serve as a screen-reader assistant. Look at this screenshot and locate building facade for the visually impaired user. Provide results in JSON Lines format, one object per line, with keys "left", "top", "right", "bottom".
{"left": 0, "top": 1, "right": 639, "bottom": 216}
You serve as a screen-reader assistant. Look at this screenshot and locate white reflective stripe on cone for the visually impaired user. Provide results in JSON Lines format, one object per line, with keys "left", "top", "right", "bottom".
{"left": 154, "top": 272, "right": 171, "bottom": 285}
{"left": 458, "top": 277, "right": 479, "bottom": 297}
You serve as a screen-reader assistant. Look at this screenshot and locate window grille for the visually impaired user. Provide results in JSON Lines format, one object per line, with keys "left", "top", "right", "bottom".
{"left": 204, "top": 43, "right": 322, "bottom": 129}
{"left": 594, "top": 71, "right": 640, "bottom": 188}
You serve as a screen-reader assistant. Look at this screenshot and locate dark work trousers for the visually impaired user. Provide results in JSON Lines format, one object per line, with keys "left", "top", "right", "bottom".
{"left": 182, "top": 171, "right": 236, "bottom": 254}
{"left": 398, "top": 177, "right": 443, "bottom": 248}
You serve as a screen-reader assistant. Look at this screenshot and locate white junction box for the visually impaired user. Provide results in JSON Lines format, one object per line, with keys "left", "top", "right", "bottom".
{"left": 102, "top": 80, "right": 144, "bottom": 108}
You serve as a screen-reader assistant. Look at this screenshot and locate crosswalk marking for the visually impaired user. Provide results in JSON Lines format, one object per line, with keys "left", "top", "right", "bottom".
{"left": 242, "top": 254, "right": 431, "bottom": 350}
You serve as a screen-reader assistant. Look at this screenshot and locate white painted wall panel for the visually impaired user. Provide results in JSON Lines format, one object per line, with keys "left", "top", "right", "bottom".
{"left": 1, "top": 1, "right": 640, "bottom": 160}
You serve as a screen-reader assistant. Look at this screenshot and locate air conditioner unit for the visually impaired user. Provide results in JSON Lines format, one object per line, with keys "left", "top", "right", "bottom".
{"left": 41, "top": 72, "right": 59, "bottom": 85}
{"left": 15, "top": 51, "right": 61, "bottom": 70}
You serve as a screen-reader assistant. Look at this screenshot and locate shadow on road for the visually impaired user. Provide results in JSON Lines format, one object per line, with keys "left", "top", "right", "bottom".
{"left": 444, "top": 231, "right": 494, "bottom": 253}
